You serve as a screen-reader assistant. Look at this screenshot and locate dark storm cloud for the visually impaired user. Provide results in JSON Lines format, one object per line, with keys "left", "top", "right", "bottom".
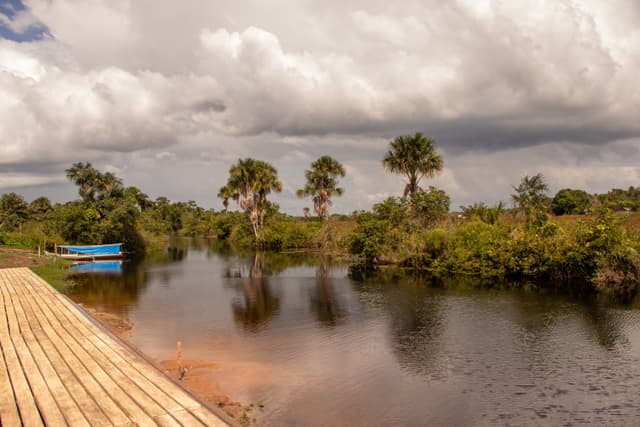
{"left": 192, "top": 100, "right": 226, "bottom": 113}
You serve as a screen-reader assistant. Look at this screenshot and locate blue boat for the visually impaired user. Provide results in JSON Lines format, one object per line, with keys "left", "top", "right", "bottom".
{"left": 47, "top": 243, "right": 123, "bottom": 261}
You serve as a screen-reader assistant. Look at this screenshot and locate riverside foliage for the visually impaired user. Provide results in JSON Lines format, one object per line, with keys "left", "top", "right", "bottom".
{"left": 3, "top": 134, "right": 640, "bottom": 297}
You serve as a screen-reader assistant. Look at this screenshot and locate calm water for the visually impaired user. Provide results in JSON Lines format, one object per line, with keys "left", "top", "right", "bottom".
{"left": 65, "top": 238, "right": 640, "bottom": 426}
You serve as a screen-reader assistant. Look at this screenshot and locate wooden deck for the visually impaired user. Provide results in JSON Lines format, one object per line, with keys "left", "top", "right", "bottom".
{"left": 0, "top": 267, "right": 231, "bottom": 426}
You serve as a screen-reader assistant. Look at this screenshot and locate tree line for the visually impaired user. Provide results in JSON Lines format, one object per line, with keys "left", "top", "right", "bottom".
{"left": 2, "top": 133, "right": 640, "bottom": 296}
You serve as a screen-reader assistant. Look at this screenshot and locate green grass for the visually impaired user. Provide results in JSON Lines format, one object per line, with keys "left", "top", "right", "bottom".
{"left": 31, "top": 259, "right": 72, "bottom": 291}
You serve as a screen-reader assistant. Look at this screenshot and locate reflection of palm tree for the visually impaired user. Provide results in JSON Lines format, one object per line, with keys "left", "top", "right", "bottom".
{"left": 231, "top": 254, "right": 281, "bottom": 332}
{"left": 309, "top": 263, "right": 344, "bottom": 327}
{"left": 354, "top": 276, "right": 446, "bottom": 377}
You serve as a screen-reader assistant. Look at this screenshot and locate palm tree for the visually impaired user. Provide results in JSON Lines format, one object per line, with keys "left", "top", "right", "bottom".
{"left": 66, "top": 162, "right": 100, "bottom": 202}
{"left": 217, "top": 185, "right": 233, "bottom": 212}
{"left": 296, "top": 156, "right": 346, "bottom": 220}
{"left": 382, "top": 133, "right": 443, "bottom": 197}
{"left": 65, "top": 162, "right": 123, "bottom": 201}
{"left": 220, "top": 158, "right": 282, "bottom": 238}
{"left": 96, "top": 172, "right": 123, "bottom": 199}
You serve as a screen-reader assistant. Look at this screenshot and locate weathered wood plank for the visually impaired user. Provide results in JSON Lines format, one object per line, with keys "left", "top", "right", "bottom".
{"left": 0, "top": 271, "right": 65, "bottom": 426}
{"left": 0, "top": 324, "right": 22, "bottom": 427}
{"left": 6, "top": 269, "right": 90, "bottom": 427}
{"left": 17, "top": 293, "right": 127, "bottom": 426}
{"left": 11, "top": 271, "right": 159, "bottom": 427}
{"left": 19, "top": 282, "right": 172, "bottom": 423}
{"left": 10, "top": 270, "right": 115, "bottom": 427}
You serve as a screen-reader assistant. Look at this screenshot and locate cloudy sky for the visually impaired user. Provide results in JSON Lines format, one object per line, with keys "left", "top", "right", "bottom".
{"left": 1, "top": 0, "right": 639, "bottom": 214}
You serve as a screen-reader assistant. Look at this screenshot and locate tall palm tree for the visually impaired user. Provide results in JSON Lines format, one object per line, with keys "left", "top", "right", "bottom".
{"left": 65, "top": 162, "right": 123, "bottom": 201}
{"left": 382, "top": 133, "right": 443, "bottom": 197}
{"left": 296, "top": 156, "right": 346, "bottom": 220}
{"left": 97, "top": 172, "right": 123, "bottom": 199}
{"left": 66, "top": 162, "right": 100, "bottom": 202}
{"left": 217, "top": 185, "right": 233, "bottom": 213}
{"left": 220, "top": 158, "right": 282, "bottom": 238}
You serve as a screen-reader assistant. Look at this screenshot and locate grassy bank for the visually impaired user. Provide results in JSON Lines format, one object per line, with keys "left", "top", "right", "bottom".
{"left": 0, "top": 246, "right": 70, "bottom": 291}
{"left": 31, "top": 259, "right": 72, "bottom": 291}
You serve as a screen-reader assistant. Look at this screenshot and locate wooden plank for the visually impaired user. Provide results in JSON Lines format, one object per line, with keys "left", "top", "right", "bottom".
{"left": 7, "top": 269, "right": 90, "bottom": 426}
{"left": 0, "top": 320, "right": 22, "bottom": 427}
{"left": 8, "top": 272, "right": 131, "bottom": 426}
{"left": 6, "top": 270, "right": 135, "bottom": 426}
{"left": 12, "top": 271, "right": 161, "bottom": 427}
{"left": 58, "top": 311, "right": 206, "bottom": 420}
{"left": 10, "top": 270, "right": 114, "bottom": 427}
{"left": 0, "top": 270, "right": 45, "bottom": 427}
{"left": 0, "top": 271, "right": 65, "bottom": 426}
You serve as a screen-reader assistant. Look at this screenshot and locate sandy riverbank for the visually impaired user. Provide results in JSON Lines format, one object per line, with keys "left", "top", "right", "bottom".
{"left": 77, "top": 304, "right": 250, "bottom": 423}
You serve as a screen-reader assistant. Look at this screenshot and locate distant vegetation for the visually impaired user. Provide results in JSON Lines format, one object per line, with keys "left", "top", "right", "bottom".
{"left": 2, "top": 133, "right": 640, "bottom": 296}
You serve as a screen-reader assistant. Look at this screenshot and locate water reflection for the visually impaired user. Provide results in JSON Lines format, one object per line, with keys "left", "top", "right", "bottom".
{"left": 309, "top": 263, "right": 344, "bottom": 327}
{"left": 354, "top": 275, "right": 446, "bottom": 378}
{"left": 65, "top": 261, "right": 149, "bottom": 316}
{"left": 63, "top": 238, "right": 640, "bottom": 426}
{"left": 581, "top": 300, "right": 629, "bottom": 350}
{"left": 230, "top": 253, "right": 281, "bottom": 332}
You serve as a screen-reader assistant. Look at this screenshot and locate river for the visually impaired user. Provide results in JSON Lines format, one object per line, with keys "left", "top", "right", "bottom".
{"left": 64, "top": 238, "right": 640, "bottom": 426}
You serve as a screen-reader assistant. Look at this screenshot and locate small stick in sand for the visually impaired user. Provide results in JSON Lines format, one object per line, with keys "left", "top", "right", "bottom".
{"left": 177, "top": 340, "right": 187, "bottom": 380}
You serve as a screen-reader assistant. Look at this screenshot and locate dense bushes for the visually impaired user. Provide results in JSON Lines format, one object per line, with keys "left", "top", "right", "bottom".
{"left": 347, "top": 206, "right": 640, "bottom": 296}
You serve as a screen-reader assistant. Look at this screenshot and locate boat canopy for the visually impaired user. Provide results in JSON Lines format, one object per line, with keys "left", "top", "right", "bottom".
{"left": 59, "top": 244, "right": 122, "bottom": 255}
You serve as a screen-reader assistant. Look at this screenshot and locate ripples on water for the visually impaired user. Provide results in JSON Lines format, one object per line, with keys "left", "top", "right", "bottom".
{"left": 65, "top": 239, "right": 640, "bottom": 426}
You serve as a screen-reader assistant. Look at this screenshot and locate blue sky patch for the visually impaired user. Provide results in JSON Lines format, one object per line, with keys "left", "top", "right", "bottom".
{"left": 0, "top": 0, "right": 49, "bottom": 41}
